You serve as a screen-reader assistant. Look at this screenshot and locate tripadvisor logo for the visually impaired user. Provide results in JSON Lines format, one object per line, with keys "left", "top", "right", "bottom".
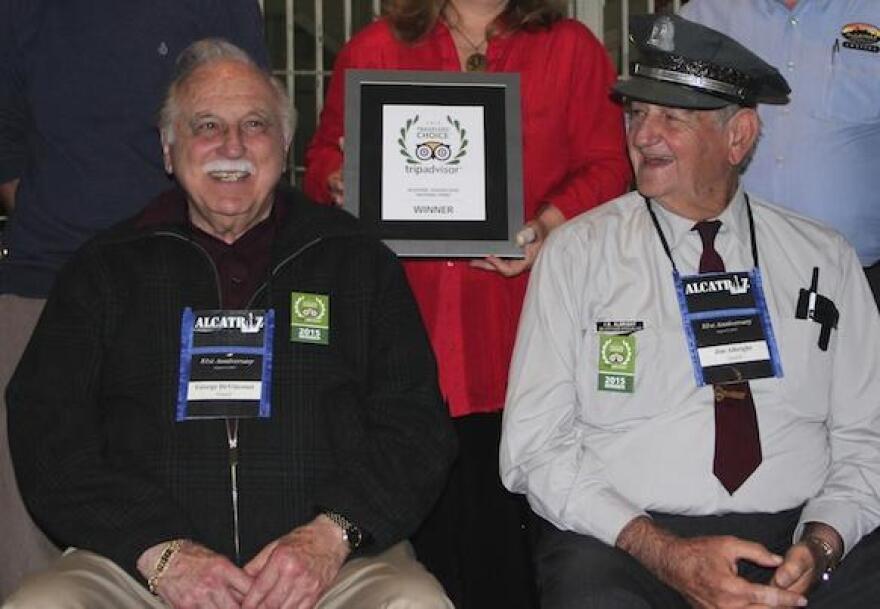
{"left": 398, "top": 114, "right": 468, "bottom": 166}
{"left": 293, "top": 294, "right": 327, "bottom": 325}
{"left": 601, "top": 336, "right": 633, "bottom": 368}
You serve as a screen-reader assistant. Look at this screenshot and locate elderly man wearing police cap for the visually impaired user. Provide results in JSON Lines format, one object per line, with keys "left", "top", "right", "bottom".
{"left": 500, "top": 14, "right": 880, "bottom": 609}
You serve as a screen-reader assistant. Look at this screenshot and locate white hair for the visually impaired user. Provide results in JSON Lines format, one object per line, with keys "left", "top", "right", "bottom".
{"left": 159, "top": 38, "right": 295, "bottom": 145}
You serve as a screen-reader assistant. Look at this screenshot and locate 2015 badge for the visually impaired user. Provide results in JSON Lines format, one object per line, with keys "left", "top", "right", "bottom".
{"left": 598, "top": 334, "right": 636, "bottom": 393}
{"left": 291, "top": 292, "right": 330, "bottom": 344}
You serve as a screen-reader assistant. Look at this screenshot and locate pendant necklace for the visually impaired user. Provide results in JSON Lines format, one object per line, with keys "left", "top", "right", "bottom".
{"left": 450, "top": 23, "right": 488, "bottom": 72}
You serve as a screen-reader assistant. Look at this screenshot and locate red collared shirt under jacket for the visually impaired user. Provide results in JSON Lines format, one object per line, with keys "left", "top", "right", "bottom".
{"left": 304, "top": 18, "right": 631, "bottom": 417}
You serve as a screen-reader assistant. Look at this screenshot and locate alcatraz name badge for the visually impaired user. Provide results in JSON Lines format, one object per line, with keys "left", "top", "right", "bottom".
{"left": 598, "top": 334, "right": 636, "bottom": 393}
{"left": 675, "top": 269, "right": 782, "bottom": 386}
{"left": 177, "top": 308, "right": 275, "bottom": 421}
{"left": 291, "top": 292, "right": 330, "bottom": 344}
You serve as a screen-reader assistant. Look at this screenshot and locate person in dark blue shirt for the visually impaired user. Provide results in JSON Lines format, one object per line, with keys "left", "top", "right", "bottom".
{"left": 0, "top": 1, "right": 269, "bottom": 598}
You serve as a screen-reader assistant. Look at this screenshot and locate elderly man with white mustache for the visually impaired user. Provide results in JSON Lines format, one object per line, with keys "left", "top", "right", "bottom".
{"left": 3, "top": 39, "right": 456, "bottom": 609}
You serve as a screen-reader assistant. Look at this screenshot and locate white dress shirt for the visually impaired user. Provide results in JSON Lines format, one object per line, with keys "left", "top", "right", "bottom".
{"left": 500, "top": 188, "right": 880, "bottom": 556}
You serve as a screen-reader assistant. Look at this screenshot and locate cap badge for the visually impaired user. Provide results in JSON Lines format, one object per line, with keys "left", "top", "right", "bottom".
{"left": 841, "top": 23, "right": 880, "bottom": 53}
{"left": 647, "top": 16, "right": 676, "bottom": 52}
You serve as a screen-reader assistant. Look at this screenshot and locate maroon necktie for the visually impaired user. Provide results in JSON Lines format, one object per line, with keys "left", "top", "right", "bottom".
{"left": 693, "top": 220, "right": 762, "bottom": 494}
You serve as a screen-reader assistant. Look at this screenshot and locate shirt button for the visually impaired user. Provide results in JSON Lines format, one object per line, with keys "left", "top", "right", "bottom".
{"left": 789, "top": 17, "right": 798, "bottom": 26}
{"left": 786, "top": 60, "right": 795, "bottom": 70}
{"left": 446, "top": 261, "right": 454, "bottom": 268}
{"left": 775, "top": 155, "right": 785, "bottom": 164}
{"left": 782, "top": 107, "right": 791, "bottom": 115}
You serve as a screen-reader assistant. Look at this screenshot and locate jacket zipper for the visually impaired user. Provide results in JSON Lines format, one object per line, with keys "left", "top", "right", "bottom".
{"left": 156, "top": 230, "right": 324, "bottom": 564}
{"left": 226, "top": 418, "right": 241, "bottom": 562}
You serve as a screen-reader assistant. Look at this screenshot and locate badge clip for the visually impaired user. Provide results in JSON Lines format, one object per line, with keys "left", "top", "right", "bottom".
{"left": 795, "top": 267, "right": 839, "bottom": 351}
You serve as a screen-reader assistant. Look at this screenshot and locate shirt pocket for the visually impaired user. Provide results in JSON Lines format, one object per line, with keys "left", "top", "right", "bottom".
{"left": 770, "top": 317, "right": 832, "bottom": 418}
{"left": 578, "top": 319, "right": 689, "bottom": 429}
{"left": 815, "top": 44, "right": 880, "bottom": 124}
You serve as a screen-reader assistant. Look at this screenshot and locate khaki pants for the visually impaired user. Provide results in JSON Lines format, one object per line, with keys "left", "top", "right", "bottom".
{"left": 3, "top": 542, "right": 452, "bottom": 609}
{"left": 0, "top": 294, "right": 60, "bottom": 600}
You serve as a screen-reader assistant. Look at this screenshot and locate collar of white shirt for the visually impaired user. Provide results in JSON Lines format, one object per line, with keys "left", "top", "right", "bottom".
{"left": 649, "top": 185, "right": 752, "bottom": 270}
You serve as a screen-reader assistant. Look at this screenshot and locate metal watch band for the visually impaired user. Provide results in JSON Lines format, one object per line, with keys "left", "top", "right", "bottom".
{"left": 803, "top": 535, "right": 838, "bottom": 582}
{"left": 147, "top": 539, "right": 184, "bottom": 595}
{"left": 321, "top": 510, "right": 364, "bottom": 550}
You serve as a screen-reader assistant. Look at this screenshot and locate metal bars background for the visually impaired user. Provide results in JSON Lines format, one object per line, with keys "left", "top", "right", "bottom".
{"left": 0, "top": 1, "right": 688, "bottom": 233}
{"left": 263, "top": 1, "right": 683, "bottom": 185}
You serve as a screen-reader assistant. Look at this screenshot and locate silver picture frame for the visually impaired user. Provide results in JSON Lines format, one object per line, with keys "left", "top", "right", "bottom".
{"left": 343, "top": 69, "right": 524, "bottom": 258}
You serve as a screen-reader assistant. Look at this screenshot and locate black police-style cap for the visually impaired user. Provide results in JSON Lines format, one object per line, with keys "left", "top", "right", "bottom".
{"left": 613, "top": 14, "right": 791, "bottom": 109}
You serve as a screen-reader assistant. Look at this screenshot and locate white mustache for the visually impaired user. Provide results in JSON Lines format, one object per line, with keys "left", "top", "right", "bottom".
{"left": 202, "top": 160, "right": 255, "bottom": 174}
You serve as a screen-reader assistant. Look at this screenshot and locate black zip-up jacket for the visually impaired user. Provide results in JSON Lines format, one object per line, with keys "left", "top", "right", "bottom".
{"left": 7, "top": 186, "right": 456, "bottom": 582}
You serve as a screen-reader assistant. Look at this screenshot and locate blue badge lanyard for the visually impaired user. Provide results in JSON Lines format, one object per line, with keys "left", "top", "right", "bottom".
{"left": 643, "top": 195, "right": 783, "bottom": 385}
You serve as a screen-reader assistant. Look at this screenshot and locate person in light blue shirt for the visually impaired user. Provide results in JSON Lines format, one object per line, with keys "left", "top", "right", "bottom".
{"left": 680, "top": 0, "right": 880, "bottom": 305}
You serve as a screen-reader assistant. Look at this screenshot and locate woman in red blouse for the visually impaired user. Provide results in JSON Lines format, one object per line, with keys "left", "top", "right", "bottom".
{"left": 304, "top": 1, "right": 630, "bottom": 606}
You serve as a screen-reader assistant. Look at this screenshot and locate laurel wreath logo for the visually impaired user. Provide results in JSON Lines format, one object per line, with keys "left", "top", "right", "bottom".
{"left": 397, "top": 114, "right": 468, "bottom": 165}
{"left": 294, "top": 295, "right": 326, "bottom": 324}
{"left": 444, "top": 115, "right": 468, "bottom": 165}
{"left": 601, "top": 337, "right": 633, "bottom": 368}
{"left": 398, "top": 115, "right": 420, "bottom": 164}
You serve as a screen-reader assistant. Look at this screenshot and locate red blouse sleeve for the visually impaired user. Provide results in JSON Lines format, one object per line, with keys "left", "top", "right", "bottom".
{"left": 302, "top": 41, "right": 353, "bottom": 203}
{"left": 540, "top": 26, "right": 631, "bottom": 219}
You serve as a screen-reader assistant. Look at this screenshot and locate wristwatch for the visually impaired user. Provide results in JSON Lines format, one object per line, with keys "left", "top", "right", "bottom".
{"left": 803, "top": 536, "right": 839, "bottom": 583}
{"left": 321, "top": 510, "right": 365, "bottom": 551}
